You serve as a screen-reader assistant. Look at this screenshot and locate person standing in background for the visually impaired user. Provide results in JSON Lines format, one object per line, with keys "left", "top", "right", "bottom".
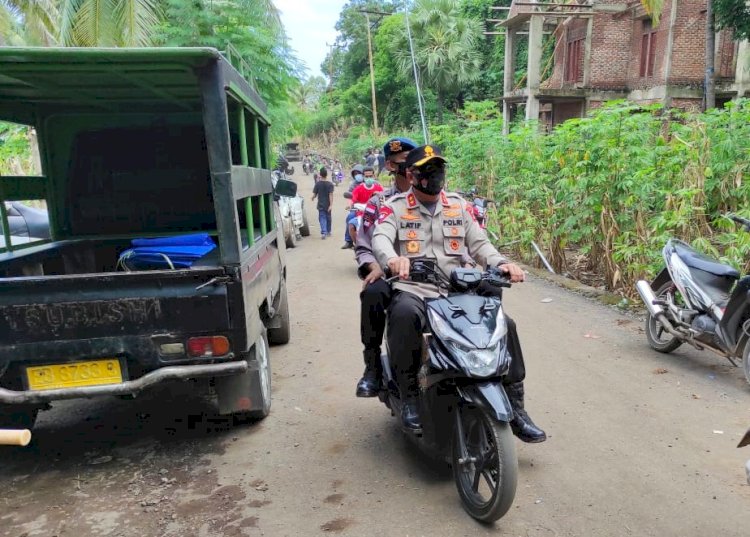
{"left": 312, "top": 167, "right": 334, "bottom": 239}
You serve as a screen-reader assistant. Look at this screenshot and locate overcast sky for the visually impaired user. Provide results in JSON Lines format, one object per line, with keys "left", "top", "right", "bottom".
{"left": 276, "top": 0, "right": 348, "bottom": 80}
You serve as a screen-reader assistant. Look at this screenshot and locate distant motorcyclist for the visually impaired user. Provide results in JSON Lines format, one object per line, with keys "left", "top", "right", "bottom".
{"left": 342, "top": 165, "right": 366, "bottom": 249}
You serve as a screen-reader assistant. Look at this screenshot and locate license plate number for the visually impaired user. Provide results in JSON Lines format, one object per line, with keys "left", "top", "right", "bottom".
{"left": 26, "top": 359, "right": 123, "bottom": 391}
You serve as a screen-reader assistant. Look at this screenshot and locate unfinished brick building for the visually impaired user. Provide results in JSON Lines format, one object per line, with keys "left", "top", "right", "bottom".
{"left": 500, "top": 0, "right": 750, "bottom": 131}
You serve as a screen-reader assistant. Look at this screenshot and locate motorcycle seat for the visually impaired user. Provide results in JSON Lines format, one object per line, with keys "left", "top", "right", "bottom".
{"left": 673, "top": 242, "right": 740, "bottom": 279}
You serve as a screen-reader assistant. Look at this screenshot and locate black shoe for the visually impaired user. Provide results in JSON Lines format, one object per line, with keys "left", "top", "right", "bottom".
{"left": 506, "top": 382, "right": 547, "bottom": 443}
{"left": 341, "top": 241, "right": 353, "bottom": 249}
{"left": 356, "top": 366, "right": 381, "bottom": 398}
{"left": 400, "top": 398, "right": 422, "bottom": 432}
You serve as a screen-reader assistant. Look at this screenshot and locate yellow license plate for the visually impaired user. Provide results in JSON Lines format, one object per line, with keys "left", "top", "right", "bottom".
{"left": 26, "top": 359, "right": 123, "bottom": 391}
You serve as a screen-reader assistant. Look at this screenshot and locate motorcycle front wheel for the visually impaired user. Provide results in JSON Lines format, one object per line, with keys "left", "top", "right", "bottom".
{"left": 646, "top": 281, "right": 683, "bottom": 353}
{"left": 452, "top": 406, "right": 517, "bottom": 523}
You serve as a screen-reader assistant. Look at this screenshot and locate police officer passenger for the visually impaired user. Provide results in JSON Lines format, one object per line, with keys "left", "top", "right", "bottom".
{"left": 371, "top": 145, "right": 546, "bottom": 442}
{"left": 353, "top": 137, "right": 418, "bottom": 396}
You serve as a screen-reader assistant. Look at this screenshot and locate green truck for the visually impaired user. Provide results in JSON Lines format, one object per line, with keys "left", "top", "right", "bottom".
{"left": 0, "top": 47, "right": 291, "bottom": 430}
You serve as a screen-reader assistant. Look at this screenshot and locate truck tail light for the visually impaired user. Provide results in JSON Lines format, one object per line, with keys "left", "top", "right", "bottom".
{"left": 187, "top": 336, "right": 230, "bottom": 357}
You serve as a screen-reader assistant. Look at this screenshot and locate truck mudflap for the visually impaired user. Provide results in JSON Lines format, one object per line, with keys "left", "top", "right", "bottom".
{"left": 0, "top": 360, "right": 248, "bottom": 405}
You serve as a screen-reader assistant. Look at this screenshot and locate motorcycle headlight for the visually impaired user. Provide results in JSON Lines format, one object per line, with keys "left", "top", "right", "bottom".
{"left": 488, "top": 311, "right": 508, "bottom": 348}
{"left": 427, "top": 309, "right": 502, "bottom": 378}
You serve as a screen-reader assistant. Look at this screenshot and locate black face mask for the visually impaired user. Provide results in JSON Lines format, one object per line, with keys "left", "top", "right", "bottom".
{"left": 412, "top": 168, "right": 445, "bottom": 196}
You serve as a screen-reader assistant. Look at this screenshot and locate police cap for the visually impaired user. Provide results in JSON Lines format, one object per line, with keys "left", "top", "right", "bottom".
{"left": 405, "top": 144, "right": 447, "bottom": 168}
{"left": 383, "top": 137, "right": 417, "bottom": 158}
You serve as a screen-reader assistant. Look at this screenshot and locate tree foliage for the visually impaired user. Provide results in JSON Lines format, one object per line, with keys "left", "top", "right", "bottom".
{"left": 391, "top": 0, "right": 482, "bottom": 122}
{"left": 714, "top": 0, "right": 750, "bottom": 40}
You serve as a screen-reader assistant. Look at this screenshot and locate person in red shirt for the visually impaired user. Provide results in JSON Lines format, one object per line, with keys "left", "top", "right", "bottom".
{"left": 348, "top": 168, "right": 383, "bottom": 244}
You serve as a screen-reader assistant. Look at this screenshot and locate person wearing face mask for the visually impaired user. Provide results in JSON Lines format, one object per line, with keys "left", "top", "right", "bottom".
{"left": 342, "top": 165, "right": 366, "bottom": 249}
{"left": 352, "top": 137, "right": 417, "bottom": 397}
{"left": 347, "top": 172, "right": 383, "bottom": 245}
{"left": 371, "top": 145, "right": 546, "bottom": 442}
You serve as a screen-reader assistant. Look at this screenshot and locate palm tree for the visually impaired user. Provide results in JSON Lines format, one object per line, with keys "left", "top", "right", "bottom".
{"left": 640, "top": 0, "right": 664, "bottom": 24}
{"left": 0, "top": 0, "right": 163, "bottom": 46}
{"left": 395, "top": 0, "right": 482, "bottom": 122}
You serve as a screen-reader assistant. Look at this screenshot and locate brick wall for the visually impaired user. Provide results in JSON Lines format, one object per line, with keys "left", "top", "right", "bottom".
{"left": 670, "top": 98, "right": 703, "bottom": 111}
{"left": 668, "top": 0, "right": 708, "bottom": 85}
{"left": 589, "top": 4, "right": 634, "bottom": 90}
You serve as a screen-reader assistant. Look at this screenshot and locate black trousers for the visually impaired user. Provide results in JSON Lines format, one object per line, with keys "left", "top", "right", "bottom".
{"left": 386, "top": 290, "right": 526, "bottom": 396}
{"left": 360, "top": 278, "right": 392, "bottom": 361}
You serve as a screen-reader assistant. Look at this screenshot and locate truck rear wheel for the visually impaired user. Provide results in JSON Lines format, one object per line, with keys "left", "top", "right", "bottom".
{"left": 267, "top": 280, "right": 291, "bottom": 345}
{"left": 247, "top": 331, "right": 272, "bottom": 420}
{"left": 217, "top": 331, "right": 272, "bottom": 422}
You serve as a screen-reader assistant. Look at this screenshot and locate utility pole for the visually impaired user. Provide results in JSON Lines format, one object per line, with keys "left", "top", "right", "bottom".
{"left": 363, "top": 11, "right": 379, "bottom": 134}
{"left": 359, "top": 9, "right": 392, "bottom": 135}
{"left": 325, "top": 42, "right": 336, "bottom": 92}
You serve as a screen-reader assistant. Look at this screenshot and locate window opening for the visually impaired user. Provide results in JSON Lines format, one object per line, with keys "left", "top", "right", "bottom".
{"left": 640, "top": 20, "right": 658, "bottom": 78}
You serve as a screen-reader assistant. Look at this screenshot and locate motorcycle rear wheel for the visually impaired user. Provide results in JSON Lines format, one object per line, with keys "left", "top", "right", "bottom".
{"left": 452, "top": 406, "right": 517, "bottom": 523}
{"left": 646, "top": 281, "right": 683, "bottom": 353}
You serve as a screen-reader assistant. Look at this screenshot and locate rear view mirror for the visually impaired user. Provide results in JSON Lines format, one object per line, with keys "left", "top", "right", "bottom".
{"left": 275, "top": 178, "right": 298, "bottom": 198}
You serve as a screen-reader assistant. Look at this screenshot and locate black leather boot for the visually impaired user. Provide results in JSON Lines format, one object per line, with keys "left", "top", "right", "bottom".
{"left": 400, "top": 396, "right": 422, "bottom": 432}
{"left": 506, "top": 382, "right": 546, "bottom": 443}
{"left": 355, "top": 350, "right": 382, "bottom": 397}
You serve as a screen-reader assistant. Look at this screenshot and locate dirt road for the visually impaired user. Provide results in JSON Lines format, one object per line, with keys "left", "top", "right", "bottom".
{"left": 2, "top": 174, "right": 750, "bottom": 537}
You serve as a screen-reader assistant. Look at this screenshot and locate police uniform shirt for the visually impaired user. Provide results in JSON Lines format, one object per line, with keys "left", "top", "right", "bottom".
{"left": 372, "top": 188, "right": 509, "bottom": 299}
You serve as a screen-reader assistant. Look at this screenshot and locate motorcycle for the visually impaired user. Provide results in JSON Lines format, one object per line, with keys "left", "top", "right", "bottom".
{"left": 302, "top": 160, "right": 312, "bottom": 175}
{"left": 461, "top": 187, "right": 494, "bottom": 230}
{"left": 332, "top": 170, "right": 344, "bottom": 186}
{"left": 379, "top": 259, "right": 517, "bottom": 522}
{"left": 635, "top": 214, "right": 750, "bottom": 385}
{"left": 275, "top": 155, "right": 295, "bottom": 176}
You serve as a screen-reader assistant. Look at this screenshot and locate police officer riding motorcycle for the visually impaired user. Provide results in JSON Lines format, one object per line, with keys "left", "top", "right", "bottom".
{"left": 353, "top": 137, "right": 418, "bottom": 392}
{"left": 371, "top": 145, "right": 546, "bottom": 444}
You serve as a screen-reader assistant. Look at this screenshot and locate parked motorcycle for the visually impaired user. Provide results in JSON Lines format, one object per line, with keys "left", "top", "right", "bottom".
{"left": 379, "top": 259, "right": 517, "bottom": 522}
{"left": 635, "top": 214, "right": 750, "bottom": 385}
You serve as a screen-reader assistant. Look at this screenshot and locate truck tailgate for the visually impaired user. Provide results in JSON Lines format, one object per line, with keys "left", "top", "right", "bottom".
{"left": 0, "top": 268, "right": 232, "bottom": 346}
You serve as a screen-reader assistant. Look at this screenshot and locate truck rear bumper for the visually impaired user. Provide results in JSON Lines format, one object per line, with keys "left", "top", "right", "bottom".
{"left": 0, "top": 360, "right": 248, "bottom": 405}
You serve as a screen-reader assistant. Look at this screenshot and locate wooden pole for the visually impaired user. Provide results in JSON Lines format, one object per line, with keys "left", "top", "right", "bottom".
{"left": 0, "top": 429, "right": 31, "bottom": 446}
{"left": 364, "top": 12, "right": 379, "bottom": 135}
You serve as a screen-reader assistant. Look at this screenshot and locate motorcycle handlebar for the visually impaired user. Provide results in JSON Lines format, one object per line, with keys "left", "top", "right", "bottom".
{"left": 383, "top": 262, "right": 511, "bottom": 288}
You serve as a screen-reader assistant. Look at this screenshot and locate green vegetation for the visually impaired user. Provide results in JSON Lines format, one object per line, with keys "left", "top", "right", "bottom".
{"left": 0, "top": 0, "right": 302, "bottom": 145}
{"left": 432, "top": 100, "right": 750, "bottom": 295}
{"left": 3, "top": 0, "right": 749, "bottom": 296}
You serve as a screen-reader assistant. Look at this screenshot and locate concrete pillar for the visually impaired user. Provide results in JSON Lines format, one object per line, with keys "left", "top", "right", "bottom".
{"left": 735, "top": 41, "right": 750, "bottom": 98}
{"left": 503, "top": 27, "right": 516, "bottom": 135}
{"left": 525, "top": 16, "right": 543, "bottom": 121}
{"left": 582, "top": 17, "right": 594, "bottom": 87}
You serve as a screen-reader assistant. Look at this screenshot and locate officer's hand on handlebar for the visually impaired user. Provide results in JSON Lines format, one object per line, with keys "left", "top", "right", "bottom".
{"left": 387, "top": 256, "right": 411, "bottom": 280}
{"left": 498, "top": 262, "right": 525, "bottom": 283}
